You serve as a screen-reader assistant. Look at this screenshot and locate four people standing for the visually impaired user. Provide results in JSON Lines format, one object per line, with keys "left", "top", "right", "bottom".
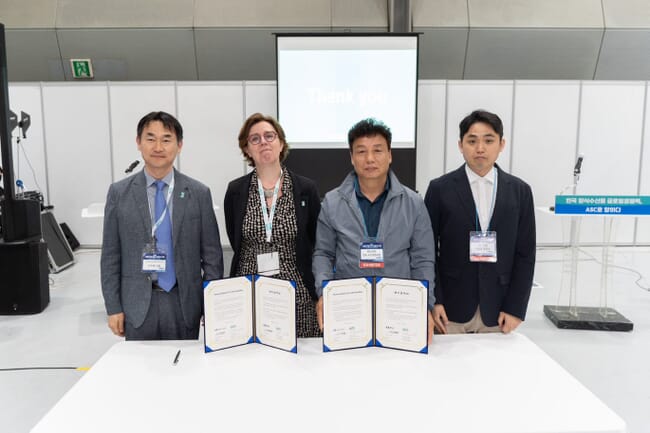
{"left": 101, "top": 109, "right": 535, "bottom": 341}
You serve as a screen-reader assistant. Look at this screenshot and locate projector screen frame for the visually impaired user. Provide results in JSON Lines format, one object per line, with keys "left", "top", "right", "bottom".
{"left": 275, "top": 32, "right": 420, "bottom": 196}
{"left": 275, "top": 32, "right": 420, "bottom": 151}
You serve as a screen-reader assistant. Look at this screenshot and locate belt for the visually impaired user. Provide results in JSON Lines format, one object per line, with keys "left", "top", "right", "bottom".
{"left": 152, "top": 282, "right": 177, "bottom": 292}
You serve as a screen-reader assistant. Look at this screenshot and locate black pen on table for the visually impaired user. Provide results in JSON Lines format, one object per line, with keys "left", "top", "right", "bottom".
{"left": 173, "top": 349, "right": 181, "bottom": 366}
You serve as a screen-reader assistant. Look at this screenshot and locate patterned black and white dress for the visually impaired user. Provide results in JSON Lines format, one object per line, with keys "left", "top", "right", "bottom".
{"left": 236, "top": 170, "right": 322, "bottom": 338}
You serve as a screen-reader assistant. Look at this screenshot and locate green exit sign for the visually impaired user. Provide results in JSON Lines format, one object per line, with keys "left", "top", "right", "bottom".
{"left": 70, "top": 59, "right": 94, "bottom": 79}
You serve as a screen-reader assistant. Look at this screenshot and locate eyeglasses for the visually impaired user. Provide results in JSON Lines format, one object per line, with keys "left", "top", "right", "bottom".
{"left": 247, "top": 131, "right": 278, "bottom": 146}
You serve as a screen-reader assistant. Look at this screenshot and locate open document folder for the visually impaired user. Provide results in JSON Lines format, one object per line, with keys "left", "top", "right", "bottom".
{"left": 322, "top": 277, "right": 428, "bottom": 354}
{"left": 203, "top": 275, "right": 297, "bottom": 353}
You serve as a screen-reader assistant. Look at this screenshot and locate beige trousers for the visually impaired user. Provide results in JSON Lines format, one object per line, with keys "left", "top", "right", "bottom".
{"left": 445, "top": 306, "right": 501, "bottom": 334}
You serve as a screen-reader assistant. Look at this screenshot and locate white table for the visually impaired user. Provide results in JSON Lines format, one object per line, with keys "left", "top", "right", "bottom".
{"left": 31, "top": 333, "right": 625, "bottom": 433}
{"left": 80, "top": 202, "right": 105, "bottom": 218}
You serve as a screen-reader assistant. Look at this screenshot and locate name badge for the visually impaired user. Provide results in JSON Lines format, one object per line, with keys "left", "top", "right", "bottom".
{"left": 469, "top": 231, "right": 497, "bottom": 263}
{"left": 257, "top": 251, "right": 280, "bottom": 276}
{"left": 359, "top": 242, "right": 384, "bottom": 269}
{"left": 142, "top": 252, "right": 167, "bottom": 272}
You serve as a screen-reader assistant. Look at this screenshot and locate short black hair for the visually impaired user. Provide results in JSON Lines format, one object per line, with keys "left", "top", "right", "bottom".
{"left": 347, "top": 118, "right": 392, "bottom": 151}
{"left": 459, "top": 110, "right": 503, "bottom": 140}
{"left": 137, "top": 111, "right": 183, "bottom": 141}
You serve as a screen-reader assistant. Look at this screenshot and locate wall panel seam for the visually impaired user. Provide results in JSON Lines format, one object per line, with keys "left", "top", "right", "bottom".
{"left": 106, "top": 82, "right": 115, "bottom": 184}
{"left": 509, "top": 80, "right": 516, "bottom": 173}
{"left": 39, "top": 82, "right": 51, "bottom": 203}
{"left": 634, "top": 80, "right": 648, "bottom": 244}
{"left": 174, "top": 81, "right": 181, "bottom": 172}
{"left": 443, "top": 80, "right": 449, "bottom": 174}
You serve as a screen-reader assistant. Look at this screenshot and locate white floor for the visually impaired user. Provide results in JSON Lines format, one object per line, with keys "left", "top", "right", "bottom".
{"left": 1, "top": 246, "right": 649, "bottom": 433}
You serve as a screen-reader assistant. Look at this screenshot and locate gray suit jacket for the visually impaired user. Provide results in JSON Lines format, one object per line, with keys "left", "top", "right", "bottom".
{"left": 312, "top": 171, "right": 436, "bottom": 308}
{"left": 101, "top": 169, "right": 223, "bottom": 329}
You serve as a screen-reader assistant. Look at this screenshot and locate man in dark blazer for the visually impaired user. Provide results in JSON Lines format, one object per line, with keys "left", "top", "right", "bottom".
{"left": 101, "top": 111, "right": 223, "bottom": 340}
{"left": 424, "top": 110, "right": 535, "bottom": 334}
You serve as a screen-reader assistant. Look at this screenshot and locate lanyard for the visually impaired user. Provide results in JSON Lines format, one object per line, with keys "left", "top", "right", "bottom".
{"left": 150, "top": 177, "right": 175, "bottom": 240}
{"left": 360, "top": 207, "right": 379, "bottom": 242}
{"left": 474, "top": 169, "right": 497, "bottom": 233}
{"left": 257, "top": 170, "right": 282, "bottom": 243}
{"left": 353, "top": 177, "right": 383, "bottom": 242}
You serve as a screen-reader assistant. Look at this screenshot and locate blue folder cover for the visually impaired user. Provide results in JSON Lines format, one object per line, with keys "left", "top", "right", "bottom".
{"left": 203, "top": 280, "right": 213, "bottom": 352}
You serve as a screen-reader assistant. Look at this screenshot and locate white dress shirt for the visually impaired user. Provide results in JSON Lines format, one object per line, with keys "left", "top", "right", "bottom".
{"left": 465, "top": 164, "right": 498, "bottom": 232}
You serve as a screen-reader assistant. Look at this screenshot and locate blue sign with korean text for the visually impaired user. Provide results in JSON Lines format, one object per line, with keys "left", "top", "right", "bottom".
{"left": 554, "top": 195, "right": 650, "bottom": 215}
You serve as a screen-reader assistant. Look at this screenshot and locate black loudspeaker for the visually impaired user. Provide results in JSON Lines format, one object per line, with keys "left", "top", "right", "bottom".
{"left": 41, "top": 211, "right": 75, "bottom": 273}
{"left": 0, "top": 198, "right": 42, "bottom": 241}
{"left": 59, "top": 222, "right": 80, "bottom": 251}
{"left": 0, "top": 240, "right": 50, "bottom": 314}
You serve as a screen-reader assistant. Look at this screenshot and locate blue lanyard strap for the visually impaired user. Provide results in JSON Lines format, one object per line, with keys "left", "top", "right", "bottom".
{"left": 361, "top": 212, "right": 375, "bottom": 241}
{"left": 353, "top": 176, "right": 383, "bottom": 241}
{"left": 257, "top": 169, "right": 283, "bottom": 243}
{"left": 474, "top": 169, "right": 497, "bottom": 233}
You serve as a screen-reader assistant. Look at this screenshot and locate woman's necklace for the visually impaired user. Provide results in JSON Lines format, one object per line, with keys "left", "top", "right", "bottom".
{"left": 259, "top": 169, "right": 282, "bottom": 199}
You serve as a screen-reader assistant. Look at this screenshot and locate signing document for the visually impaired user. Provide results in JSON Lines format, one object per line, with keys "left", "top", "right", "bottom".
{"left": 322, "top": 277, "right": 428, "bottom": 353}
{"left": 203, "top": 277, "right": 253, "bottom": 350}
{"left": 375, "top": 278, "right": 428, "bottom": 352}
{"left": 203, "top": 275, "right": 297, "bottom": 353}
{"left": 322, "top": 277, "right": 374, "bottom": 351}
{"left": 254, "top": 276, "right": 296, "bottom": 352}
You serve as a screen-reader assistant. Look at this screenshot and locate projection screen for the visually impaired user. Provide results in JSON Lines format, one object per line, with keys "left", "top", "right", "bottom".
{"left": 277, "top": 34, "right": 418, "bottom": 149}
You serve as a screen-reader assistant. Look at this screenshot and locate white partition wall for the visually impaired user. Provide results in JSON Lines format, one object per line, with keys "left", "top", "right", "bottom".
{"left": 41, "top": 83, "right": 112, "bottom": 246}
{"left": 577, "top": 81, "right": 646, "bottom": 244}
{"left": 445, "top": 81, "right": 514, "bottom": 174}
{"left": 108, "top": 82, "right": 177, "bottom": 182}
{"left": 416, "top": 80, "right": 446, "bottom": 195}
{"left": 638, "top": 83, "right": 650, "bottom": 243}
{"left": 512, "top": 81, "right": 581, "bottom": 244}
{"left": 6, "top": 79, "right": 650, "bottom": 246}
{"left": 244, "top": 81, "right": 277, "bottom": 118}
{"left": 7, "top": 84, "right": 48, "bottom": 203}
{"left": 176, "top": 82, "right": 246, "bottom": 247}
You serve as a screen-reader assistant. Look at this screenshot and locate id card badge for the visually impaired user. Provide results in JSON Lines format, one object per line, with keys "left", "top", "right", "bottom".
{"left": 469, "top": 231, "right": 497, "bottom": 263}
{"left": 359, "top": 242, "right": 385, "bottom": 269}
{"left": 142, "top": 252, "right": 167, "bottom": 272}
{"left": 257, "top": 251, "right": 280, "bottom": 276}
{"left": 142, "top": 240, "right": 167, "bottom": 272}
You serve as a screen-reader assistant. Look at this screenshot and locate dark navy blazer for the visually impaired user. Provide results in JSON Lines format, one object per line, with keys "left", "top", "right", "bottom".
{"left": 424, "top": 164, "right": 536, "bottom": 326}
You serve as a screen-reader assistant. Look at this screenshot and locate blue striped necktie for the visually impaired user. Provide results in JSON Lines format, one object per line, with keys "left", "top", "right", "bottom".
{"left": 155, "top": 180, "right": 176, "bottom": 291}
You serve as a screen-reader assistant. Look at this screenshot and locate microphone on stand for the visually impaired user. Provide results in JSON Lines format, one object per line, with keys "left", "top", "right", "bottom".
{"left": 125, "top": 160, "right": 140, "bottom": 174}
{"left": 551, "top": 154, "right": 586, "bottom": 211}
{"left": 571, "top": 153, "right": 585, "bottom": 197}
{"left": 573, "top": 154, "right": 584, "bottom": 177}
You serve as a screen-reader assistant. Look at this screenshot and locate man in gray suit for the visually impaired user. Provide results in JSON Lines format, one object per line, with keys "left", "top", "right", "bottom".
{"left": 101, "top": 111, "right": 223, "bottom": 340}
